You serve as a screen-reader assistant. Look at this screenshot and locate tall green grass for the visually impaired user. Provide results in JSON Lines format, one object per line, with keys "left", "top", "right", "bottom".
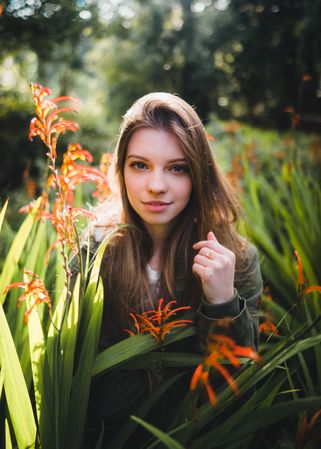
{"left": 1, "top": 121, "right": 321, "bottom": 448}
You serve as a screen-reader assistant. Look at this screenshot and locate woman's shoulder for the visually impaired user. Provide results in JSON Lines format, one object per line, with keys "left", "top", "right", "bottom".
{"left": 240, "top": 239, "right": 260, "bottom": 267}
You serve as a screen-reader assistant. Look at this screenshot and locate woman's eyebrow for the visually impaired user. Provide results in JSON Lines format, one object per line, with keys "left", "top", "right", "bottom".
{"left": 168, "top": 158, "right": 187, "bottom": 163}
{"left": 127, "top": 154, "right": 187, "bottom": 163}
{"left": 126, "top": 154, "right": 148, "bottom": 160}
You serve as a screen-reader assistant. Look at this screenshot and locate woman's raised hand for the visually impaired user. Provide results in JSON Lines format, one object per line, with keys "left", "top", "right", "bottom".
{"left": 192, "top": 231, "right": 235, "bottom": 304}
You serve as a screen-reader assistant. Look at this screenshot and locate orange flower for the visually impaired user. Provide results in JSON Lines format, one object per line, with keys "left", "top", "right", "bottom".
{"left": 3, "top": 270, "right": 52, "bottom": 322}
{"left": 302, "top": 285, "right": 321, "bottom": 296}
{"left": 259, "top": 319, "right": 279, "bottom": 335}
{"left": 283, "top": 107, "right": 301, "bottom": 129}
{"left": 206, "top": 334, "right": 261, "bottom": 366}
{"left": 224, "top": 121, "right": 241, "bottom": 134}
{"left": 190, "top": 334, "right": 261, "bottom": 406}
{"left": 22, "top": 166, "right": 38, "bottom": 199}
{"left": 19, "top": 193, "right": 50, "bottom": 223}
{"left": 302, "top": 74, "right": 312, "bottom": 82}
{"left": 190, "top": 364, "right": 217, "bottom": 405}
{"left": 92, "top": 153, "right": 113, "bottom": 201}
{"left": 226, "top": 154, "right": 244, "bottom": 189}
{"left": 294, "top": 249, "right": 321, "bottom": 298}
{"left": 49, "top": 144, "right": 111, "bottom": 205}
{"left": 29, "top": 83, "right": 80, "bottom": 159}
{"left": 296, "top": 408, "right": 321, "bottom": 449}
{"left": 294, "top": 249, "right": 305, "bottom": 290}
{"left": 39, "top": 197, "right": 94, "bottom": 261}
{"left": 206, "top": 132, "right": 216, "bottom": 142}
{"left": 125, "top": 298, "right": 192, "bottom": 343}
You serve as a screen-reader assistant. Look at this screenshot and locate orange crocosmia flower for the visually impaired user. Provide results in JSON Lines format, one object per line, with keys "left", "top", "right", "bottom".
{"left": 226, "top": 154, "right": 245, "bottom": 190}
{"left": 22, "top": 166, "right": 38, "bottom": 199}
{"left": 125, "top": 313, "right": 141, "bottom": 336}
{"left": 50, "top": 144, "right": 110, "bottom": 205}
{"left": 19, "top": 202, "right": 37, "bottom": 215}
{"left": 92, "top": 153, "right": 113, "bottom": 201}
{"left": 293, "top": 250, "right": 321, "bottom": 298}
{"left": 283, "top": 107, "right": 301, "bottom": 128}
{"left": 206, "top": 334, "right": 261, "bottom": 364}
{"left": 39, "top": 197, "right": 94, "bottom": 261}
{"left": 28, "top": 83, "right": 80, "bottom": 159}
{"left": 19, "top": 192, "right": 50, "bottom": 218}
{"left": 206, "top": 132, "right": 216, "bottom": 142}
{"left": 294, "top": 249, "right": 305, "bottom": 290}
{"left": 3, "top": 270, "right": 52, "bottom": 322}
{"left": 190, "top": 364, "right": 217, "bottom": 406}
{"left": 302, "top": 74, "right": 312, "bottom": 82}
{"left": 190, "top": 334, "right": 261, "bottom": 406}
{"left": 302, "top": 285, "right": 321, "bottom": 296}
{"left": 124, "top": 298, "right": 192, "bottom": 343}
{"left": 224, "top": 121, "right": 241, "bottom": 134}
{"left": 296, "top": 408, "right": 321, "bottom": 449}
{"left": 284, "top": 106, "right": 295, "bottom": 113}
{"left": 100, "top": 153, "right": 113, "bottom": 174}
{"left": 259, "top": 320, "right": 279, "bottom": 335}
{"left": 291, "top": 113, "right": 301, "bottom": 129}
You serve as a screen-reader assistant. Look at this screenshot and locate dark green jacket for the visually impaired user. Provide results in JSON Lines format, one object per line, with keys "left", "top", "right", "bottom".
{"left": 70, "top": 239, "right": 262, "bottom": 351}
{"left": 72, "top": 240, "right": 263, "bottom": 447}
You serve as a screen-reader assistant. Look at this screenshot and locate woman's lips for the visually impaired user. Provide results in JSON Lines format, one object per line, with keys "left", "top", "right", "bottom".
{"left": 142, "top": 201, "right": 172, "bottom": 212}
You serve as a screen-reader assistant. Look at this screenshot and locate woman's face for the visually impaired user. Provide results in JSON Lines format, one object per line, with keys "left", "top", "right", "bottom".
{"left": 123, "top": 128, "right": 193, "bottom": 238}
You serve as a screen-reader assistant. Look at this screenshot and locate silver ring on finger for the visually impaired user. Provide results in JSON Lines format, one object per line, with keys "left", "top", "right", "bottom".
{"left": 204, "top": 248, "right": 215, "bottom": 260}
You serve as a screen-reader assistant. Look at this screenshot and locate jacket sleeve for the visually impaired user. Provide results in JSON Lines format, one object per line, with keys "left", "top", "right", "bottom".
{"left": 196, "top": 243, "right": 263, "bottom": 352}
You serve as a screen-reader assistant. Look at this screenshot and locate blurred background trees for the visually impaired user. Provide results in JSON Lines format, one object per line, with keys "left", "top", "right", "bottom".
{"left": 1, "top": 0, "right": 321, "bottom": 201}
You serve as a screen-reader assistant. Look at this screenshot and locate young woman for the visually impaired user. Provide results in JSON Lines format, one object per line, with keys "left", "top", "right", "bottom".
{"left": 72, "top": 92, "right": 263, "bottom": 445}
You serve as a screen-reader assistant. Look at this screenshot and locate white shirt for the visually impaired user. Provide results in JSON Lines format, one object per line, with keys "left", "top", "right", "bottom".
{"left": 146, "top": 264, "right": 160, "bottom": 304}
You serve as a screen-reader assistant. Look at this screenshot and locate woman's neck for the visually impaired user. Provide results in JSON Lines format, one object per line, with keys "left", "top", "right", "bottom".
{"left": 145, "top": 224, "right": 169, "bottom": 271}
{"left": 149, "top": 244, "right": 162, "bottom": 271}
{"left": 149, "top": 231, "right": 169, "bottom": 271}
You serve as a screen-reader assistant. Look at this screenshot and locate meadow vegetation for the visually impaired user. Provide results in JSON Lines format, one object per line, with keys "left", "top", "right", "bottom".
{"left": 0, "top": 84, "right": 320, "bottom": 449}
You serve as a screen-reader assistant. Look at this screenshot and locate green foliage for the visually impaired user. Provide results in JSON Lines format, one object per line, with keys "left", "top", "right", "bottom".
{"left": 1, "top": 118, "right": 321, "bottom": 449}
{"left": 0, "top": 300, "right": 37, "bottom": 448}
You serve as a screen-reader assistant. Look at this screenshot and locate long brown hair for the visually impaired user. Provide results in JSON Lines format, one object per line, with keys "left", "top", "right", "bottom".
{"left": 95, "top": 93, "right": 245, "bottom": 343}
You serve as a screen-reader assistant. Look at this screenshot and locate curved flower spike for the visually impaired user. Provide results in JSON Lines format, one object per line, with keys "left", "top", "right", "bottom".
{"left": 294, "top": 249, "right": 321, "bottom": 299}
{"left": 259, "top": 319, "right": 279, "bottom": 335}
{"left": 294, "top": 249, "right": 305, "bottom": 290}
{"left": 56, "top": 144, "right": 110, "bottom": 205}
{"left": 38, "top": 197, "right": 95, "bottom": 262}
{"left": 125, "top": 298, "right": 192, "bottom": 343}
{"left": 3, "top": 270, "right": 52, "bottom": 322}
{"left": 190, "top": 333, "right": 261, "bottom": 406}
{"left": 29, "top": 83, "right": 80, "bottom": 159}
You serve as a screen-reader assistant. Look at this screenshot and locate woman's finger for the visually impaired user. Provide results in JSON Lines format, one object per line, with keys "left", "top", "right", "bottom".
{"left": 192, "top": 263, "right": 211, "bottom": 281}
{"left": 193, "top": 240, "right": 231, "bottom": 257}
{"left": 199, "top": 247, "right": 216, "bottom": 260}
{"left": 208, "top": 231, "right": 218, "bottom": 242}
{"left": 194, "top": 253, "right": 215, "bottom": 267}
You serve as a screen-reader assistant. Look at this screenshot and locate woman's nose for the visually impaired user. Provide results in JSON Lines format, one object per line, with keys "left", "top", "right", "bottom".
{"left": 147, "top": 170, "right": 167, "bottom": 193}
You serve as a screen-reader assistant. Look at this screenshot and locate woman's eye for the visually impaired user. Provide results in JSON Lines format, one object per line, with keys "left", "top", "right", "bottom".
{"left": 170, "top": 165, "right": 189, "bottom": 174}
{"left": 130, "top": 161, "right": 147, "bottom": 170}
